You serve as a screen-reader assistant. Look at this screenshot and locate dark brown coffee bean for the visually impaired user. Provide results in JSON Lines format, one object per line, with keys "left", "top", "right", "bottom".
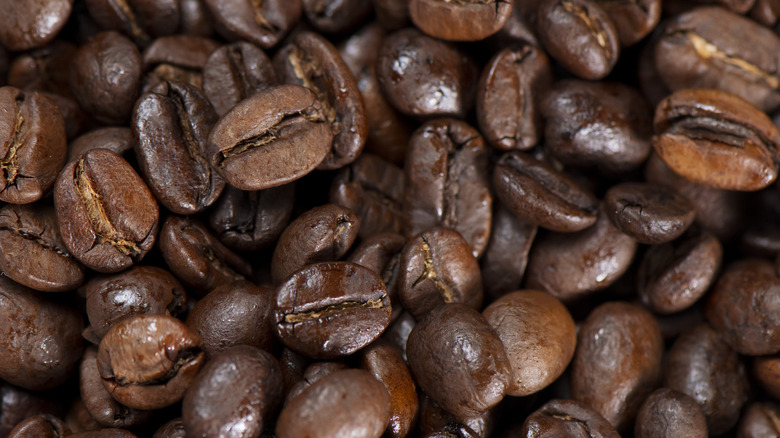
{"left": 481, "top": 204, "right": 537, "bottom": 300}
{"left": 415, "top": 393, "right": 497, "bottom": 438}
{"left": 407, "top": 303, "right": 511, "bottom": 419}
{"left": 522, "top": 399, "right": 621, "bottom": 438}
{"left": 274, "top": 31, "right": 368, "bottom": 170}
{"left": 604, "top": 182, "right": 695, "bottom": 244}
{"left": 276, "top": 369, "right": 391, "bottom": 438}
{"left": 70, "top": 428, "right": 138, "bottom": 437}
{"left": 159, "top": 215, "right": 252, "bottom": 295}
{"left": 0, "top": 0, "right": 72, "bottom": 51}
{"left": 179, "top": 0, "right": 215, "bottom": 37}
{"left": 271, "top": 203, "right": 359, "bottom": 284}
{"left": 655, "top": 6, "right": 780, "bottom": 112}
{"left": 208, "top": 84, "right": 334, "bottom": 191}
{"left": 376, "top": 28, "right": 478, "bottom": 118}
{"left": 477, "top": 46, "right": 552, "bottom": 151}
{"left": 84, "top": 265, "right": 187, "bottom": 341}
{"left": 6, "top": 414, "right": 69, "bottom": 438}
{"left": 0, "top": 204, "right": 84, "bottom": 292}
{"left": 84, "top": 0, "right": 180, "bottom": 45}
{"left": 152, "top": 418, "right": 185, "bottom": 438}
{"left": 274, "top": 261, "right": 391, "bottom": 359}
{"left": 303, "top": 0, "right": 372, "bottom": 34}
{"left": 54, "top": 149, "right": 159, "bottom": 273}
{"left": 398, "top": 227, "right": 483, "bottom": 320}
{"left": 97, "top": 314, "right": 205, "bottom": 411}
{"left": 69, "top": 32, "right": 142, "bottom": 126}
{"left": 572, "top": 301, "right": 663, "bottom": 431}
{"left": 0, "top": 87, "right": 67, "bottom": 204}
{"left": 182, "top": 346, "right": 283, "bottom": 438}
{"left": 409, "top": 0, "right": 513, "bottom": 41}
{"left": 7, "top": 41, "right": 77, "bottom": 97}
{"left": 525, "top": 204, "right": 638, "bottom": 301}
{"left": 0, "top": 276, "right": 84, "bottom": 390}
{"left": 738, "top": 402, "right": 780, "bottom": 437}
{"left": 751, "top": 0, "right": 780, "bottom": 25}
{"left": 404, "top": 119, "right": 492, "bottom": 257}
{"left": 638, "top": 229, "right": 722, "bottom": 314}
{"left": 595, "top": 0, "right": 660, "bottom": 47}
{"left": 537, "top": 0, "right": 619, "bottom": 79}
{"left": 204, "top": 0, "right": 302, "bottom": 49}
{"left": 493, "top": 151, "right": 599, "bottom": 232}
{"left": 634, "top": 388, "right": 708, "bottom": 438}
{"left": 383, "top": 311, "right": 416, "bottom": 362}
{"left": 654, "top": 88, "right": 780, "bottom": 191}
{"left": 754, "top": 355, "right": 780, "bottom": 399}
{"left": 284, "top": 361, "right": 349, "bottom": 404}
{"left": 68, "top": 127, "right": 134, "bottom": 162}
{"left": 541, "top": 79, "right": 653, "bottom": 174}
{"left": 373, "top": 0, "right": 410, "bottom": 29}
{"left": 665, "top": 323, "right": 749, "bottom": 435}
{"left": 0, "top": 382, "right": 64, "bottom": 437}
{"left": 133, "top": 80, "right": 224, "bottom": 214}
{"left": 141, "top": 35, "right": 219, "bottom": 90}
{"left": 360, "top": 342, "right": 418, "bottom": 438}
{"left": 64, "top": 397, "right": 102, "bottom": 434}
{"left": 347, "top": 232, "right": 406, "bottom": 320}
{"left": 202, "top": 41, "right": 278, "bottom": 116}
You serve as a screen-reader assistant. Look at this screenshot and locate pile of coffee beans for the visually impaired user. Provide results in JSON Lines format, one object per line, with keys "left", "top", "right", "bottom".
{"left": 3, "top": 0, "right": 780, "bottom": 437}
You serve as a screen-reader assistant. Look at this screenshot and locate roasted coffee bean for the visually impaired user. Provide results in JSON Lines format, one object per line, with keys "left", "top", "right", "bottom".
{"left": 572, "top": 301, "right": 663, "bottom": 431}
{"left": 753, "top": 355, "right": 780, "bottom": 399}
{"left": 604, "top": 182, "right": 695, "bottom": 244}
{"left": 204, "top": 0, "right": 302, "bottom": 49}
{"left": 179, "top": 0, "right": 215, "bottom": 37}
{"left": 493, "top": 151, "right": 599, "bottom": 232}
{"left": 6, "top": 414, "right": 68, "bottom": 438}
{"left": 271, "top": 204, "right": 359, "bottom": 284}
{"left": 653, "top": 88, "right": 780, "bottom": 191}
{"left": 186, "top": 280, "right": 275, "bottom": 357}
{"left": 706, "top": 259, "right": 780, "bottom": 355}
{"left": 54, "top": 148, "right": 159, "bottom": 273}
{"left": 477, "top": 46, "right": 552, "bottom": 151}
{"left": 70, "top": 428, "right": 138, "bottom": 437}
{"left": 278, "top": 347, "right": 309, "bottom": 397}
{"left": 0, "top": 0, "right": 72, "bottom": 51}
{"left": 69, "top": 32, "right": 142, "bottom": 125}
{"left": 404, "top": 119, "right": 492, "bottom": 257}
{"left": 208, "top": 84, "right": 333, "bottom": 191}
{"left": 409, "top": 0, "right": 513, "bottom": 41}
{"left": 274, "top": 261, "right": 391, "bottom": 359}
{"left": 0, "top": 204, "right": 83, "bottom": 292}
{"left": 274, "top": 31, "right": 368, "bottom": 170}
{"left": 202, "top": 41, "right": 278, "bottom": 116}
{"left": 0, "top": 382, "right": 64, "bottom": 437}
{"left": 276, "top": 369, "right": 391, "bottom": 438}
{"left": 738, "top": 402, "right": 780, "bottom": 437}
{"left": 595, "top": 0, "right": 660, "bottom": 47}
{"left": 159, "top": 215, "right": 252, "bottom": 295}
{"left": 152, "top": 418, "right": 185, "bottom": 438}
{"left": 97, "top": 314, "right": 205, "bottom": 411}
{"left": 415, "top": 393, "right": 497, "bottom": 438}
{"left": 84, "top": 265, "right": 187, "bottom": 341}
{"left": 487, "top": 3, "right": 539, "bottom": 49}
{"left": 525, "top": 204, "right": 637, "bottom": 301}
{"left": 182, "top": 346, "right": 283, "bottom": 438}
{"left": 655, "top": 6, "right": 780, "bottom": 112}
{"left": 537, "top": 0, "right": 619, "bottom": 80}
{"left": 347, "top": 232, "right": 405, "bottom": 320}
{"left": 7, "top": 41, "right": 77, "bottom": 96}
{"left": 522, "top": 399, "right": 621, "bottom": 438}
{"left": 541, "top": 79, "right": 652, "bottom": 174}
{"left": 751, "top": 0, "right": 780, "bottom": 25}
{"left": 407, "top": 303, "right": 511, "bottom": 418}
{"left": 68, "top": 127, "right": 134, "bottom": 162}
{"left": 634, "top": 388, "right": 708, "bottom": 438}
{"left": 665, "top": 323, "right": 749, "bottom": 435}
{"left": 383, "top": 311, "right": 416, "bottom": 361}
{"left": 284, "top": 361, "right": 349, "bottom": 404}
{"left": 637, "top": 229, "right": 722, "bottom": 314}
{"left": 398, "top": 227, "right": 483, "bottom": 320}
{"left": 483, "top": 290, "right": 576, "bottom": 397}
{"left": 480, "top": 204, "right": 537, "bottom": 300}
{"left": 303, "top": 0, "right": 372, "bottom": 34}
{"left": 0, "top": 276, "right": 84, "bottom": 391}
{"left": 376, "top": 28, "right": 478, "bottom": 118}
{"left": 133, "top": 80, "right": 223, "bottom": 214}
{"left": 141, "top": 35, "right": 219, "bottom": 90}
{"left": 372, "top": 0, "right": 410, "bottom": 29}
{"left": 0, "top": 86, "right": 67, "bottom": 204}
{"left": 84, "top": 0, "right": 180, "bottom": 45}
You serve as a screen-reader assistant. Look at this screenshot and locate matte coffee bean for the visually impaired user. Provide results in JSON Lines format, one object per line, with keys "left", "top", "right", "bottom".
{"left": 595, "top": 0, "right": 660, "bottom": 47}
{"left": 97, "top": 314, "right": 205, "bottom": 410}
{"left": 0, "top": 86, "right": 67, "bottom": 204}
{"left": 84, "top": 0, "right": 180, "bottom": 45}
{"left": 208, "top": 84, "right": 333, "bottom": 191}
{"left": 204, "top": 0, "right": 302, "bottom": 49}
{"left": 6, "top": 414, "right": 68, "bottom": 438}
{"left": 373, "top": 0, "right": 410, "bottom": 29}
{"left": 302, "top": 0, "right": 372, "bottom": 34}
{"left": 274, "top": 261, "right": 391, "bottom": 359}
{"left": 398, "top": 227, "right": 483, "bottom": 320}
{"left": 404, "top": 119, "right": 492, "bottom": 257}
{"left": 0, "top": 204, "right": 84, "bottom": 292}
{"left": 407, "top": 303, "right": 511, "bottom": 419}
{"left": 409, "top": 0, "right": 513, "bottom": 41}
{"left": 634, "top": 388, "right": 708, "bottom": 438}
{"left": 0, "top": 0, "right": 72, "bottom": 51}
{"left": 738, "top": 402, "right": 780, "bottom": 437}
{"left": 522, "top": 399, "right": 620, "bottom": 438}
{"left": 274, "top": 31, "right": 368, "bottom": 170}
{"left": 68, "top": 127, "right": 134, "bottom": 162}
{"left": 753, "top": 355, "right": 780, "bottom": 399}
{"left": 276, "top": 369, "right": 391, "bottom": 438}
{"left": 360, "top": 342, "right": 418, "bottom": 438}
{"left": 751, "top": 0, "right": 780, "bottom": 25}
{"left": 572, "top": 302, "right": 663, "bottom": 431}
{"left": 182, "top": 346, "right": 283, "bottom": 438}
{"left": 8, "top": 40, "right": 76, "bottom": 97}
{"left": 492, "top": 151, "right": 599, "bottom": 232}
{"left": 480, "top": 204, "right": 537, "bottom": 300}
{"left": 271, "top": 204, "right": 359, "bottom": 284}
{"left": 653, "top": 88, "right": 780, "bottom": 191}
{"left": 54, "top": 149, "right": 159, "bottom": 273}
{"left": 604, "top": 182, "right": 695, "bottom": 244}
{"left": 0, "top": 276, "right": 84, "bottom": 391}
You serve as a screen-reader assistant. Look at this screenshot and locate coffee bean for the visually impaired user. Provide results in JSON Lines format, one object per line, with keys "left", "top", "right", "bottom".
{"left": 302, "top": 0, "right": 373, "bottom": 34}
{"left": 70, "top": 428, "right": 138, "bottom": 437}
{"left": 284, "top": 361, "right": 349, "bottom": 404}
{"left": 0, "top": 0, "right": 72, "bottom": 51}
{"left": 751, "top": 0, "right": 780, "bottom": 25}
{"left": 595, "top": 0, "right": 660, "bottom": 47}
{"left": 480, "top": 204, "right": 537, "bottom": 300}
{"left": 204, "top": 0, "right": 302, "bottom": 49}
{"left": 141, "top": 35, "right": 219, "bottom": 89}
{"left": 522, "top": 399, "right": 621, "bottom": 438}
{"left": 0, "top": 382, "right": 63, "bottom": 437}
{"left": 634, "top": 388, "right": 707, "bottom": 438}
{"left": 738, "top": 402, "right": 780, "bottom": 437}
{"left": 372, "top": 0, "right": 410, "bottom": 29}
{"left": 6, "top": 414, "right": 68, "bottom": 438}
{"left": 7, "top": 41, "right": 76, "bottom": 97}
{"left": 152, "top": 418, "right": 185, "bottom": 438}
{"left": 416, "top": 393, "right": 496, "bottom": 438}
{"left": 409, "top": 0, "right": 513, "bottom": 41}
{"left": 83, "top": 0, "right": 180, "bottom": 46}
{"left": 347, "top": 232, "right": 406, "bottom": 321}
{"left": 68, "top": 127, "right": 134, "bottom": 162}
{"left": 753, "top": 355, "right": 780, "bottom": 399}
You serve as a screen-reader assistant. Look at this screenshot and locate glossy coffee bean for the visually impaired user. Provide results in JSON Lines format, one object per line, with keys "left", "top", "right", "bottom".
{"left": 0, "top": 382, "right": 63, "bottom": 437}
{"left": 522, "top": 399, "right": 620, "bottom": 438}
{"left": 407, "top": 303, "right": 511, "bottom": 419}
{"left": 141, "top": 35, "right": 219, "bottom": 90}
{"left": 347, "top": 232, "right": 406, "bottom": 320}
{"left": 634, "top": 388, "right": 707, "bottom": 438}
{"left": 415, "top": 393, "right": 496, "bottom": 438}
{"left": 654, "top": 88, "right": 780, "bottom": 191}
{"left": 204, "top": 0, "right": 302, "bottom": 49}
{"left": 360, "top": 342, "right": 418, "bottom": 438}
{"left": 54, "top": 149, "right": 159, "bottom": 273}
{"left": 595, "top": 0, "right": 660, "bottom": 47}
{"left": 97, "top": 314, "right": 205, "bottom": 410}
{"left": 302, "top": 0, "right": 372, "bottom": 34}
{"left": 208, "top": 84, "right": 333, "bottom": 191}
{"left": 152, "top": 418, "right": 186, "bottom": 438}
{"left": 0, "top": 0, "right": 73, "bottom": 51}
{"left": 7, "top": 40, "right": 77, "bottom": 98}
{"left": 409, "top": 0, "right": 513, "bottom": 41}
{"left": 284, "top": 361, "right": 349, "bottom": 404}
{"left": 751, "top": 0, "right": 780, "bottom": 25}
{"left": 84, "top": 0, "right": 180, "bottom": 46}
{"left": 274, "top": 261, "right": 391, "bottom": 359}
{"left": 6, "top": 414, "right": 69, "bottom": 438}
{"left": 480, "top": 204, "right": 537, "bottom": 300}
{"left": 68, "top": 127, "right": 134, "bottom": 162}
